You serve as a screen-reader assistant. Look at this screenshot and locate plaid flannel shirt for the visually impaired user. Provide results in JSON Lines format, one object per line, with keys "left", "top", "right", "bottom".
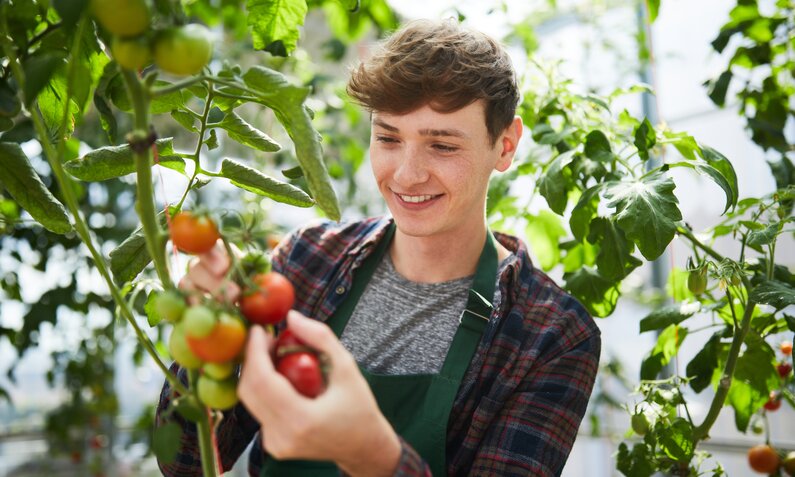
{"left": 157, "top": 216, "right": 601, "bottom": 476}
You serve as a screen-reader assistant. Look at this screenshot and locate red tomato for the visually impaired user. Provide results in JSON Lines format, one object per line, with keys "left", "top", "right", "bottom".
{"left": 782, "top": 341, "right": 793, "bottom": 356}
{"left": 778, "top": 362, "right": 792, "bottom": 378}
{"left": 274, "top": 328, "right": 306, "bottom": 359}
{"left": 748, "top": 444, "right": 780, "bottom": 474}
{"left": 170, "top": 211, "right": 220, "bottom": 254}
{"left": 764, "top": 391, "right": 782, "bottom": 412}
{"left": 186, "top": 313, "right": 247, "bottom": 363}
{"left": 239, "top": 272, "right": 295, "bottom": 325}
{"left": 276, "top": 352, "right": 325, "bottom": 398}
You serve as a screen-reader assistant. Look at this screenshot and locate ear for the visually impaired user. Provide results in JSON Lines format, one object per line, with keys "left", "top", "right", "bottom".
{"left": 495, "top": 117, "right": 523, "bottom": 172}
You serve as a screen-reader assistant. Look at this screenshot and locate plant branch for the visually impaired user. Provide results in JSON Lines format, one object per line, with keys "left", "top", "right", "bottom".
{"left": 677, "top": 225, "right": 726, "bottom": 263}
{"left": 120, "top": 68, "right": 173, "bottom": 287}
{"left": 692, "top": 298, "right": 756, "bottom": 442}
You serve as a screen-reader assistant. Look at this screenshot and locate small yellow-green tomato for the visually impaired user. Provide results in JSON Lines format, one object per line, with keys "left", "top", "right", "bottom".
{"left": 182, "top": 305, "right": 217, "bottom": 339}
{"left": 111, "top": 36, "right": 151, "bottom": 71}
{"left": 153, "top": 24, "right": 213, "bottom": 76}
{"left": 91, "top": 0, "right": 150, "bottom": 37}
{"left": 202, "top": 361, "right": 235, "bottom": 380}
{"left": 168, "top": 323, "right": 202, "bottom": 369}
{"left": 197, "top": 375, "right": 238, "bottom": 410}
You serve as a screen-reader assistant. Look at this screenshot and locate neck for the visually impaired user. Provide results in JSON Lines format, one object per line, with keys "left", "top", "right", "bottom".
{"left": 389, "top": 222, "right": 509, "bottom": 283}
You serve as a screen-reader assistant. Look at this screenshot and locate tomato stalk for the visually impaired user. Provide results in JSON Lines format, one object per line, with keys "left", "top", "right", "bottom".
{"left": 0, "top": 16, "right": 188, "bottom": 396}
{"left": 190, "top": 370, "right": 221, "bottom": 477}
{"left": 120, "top": 68, "right": 173, "bottom": 287}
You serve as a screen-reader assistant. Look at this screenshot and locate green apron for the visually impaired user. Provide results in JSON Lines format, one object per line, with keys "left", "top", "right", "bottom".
{"left": 261, "top": 223, "right": 498, "bottom": 476}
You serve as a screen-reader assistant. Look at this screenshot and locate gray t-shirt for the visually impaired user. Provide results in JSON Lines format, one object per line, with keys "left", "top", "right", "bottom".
{"left": 339, "top": 254, "right": 473, "bottom": 375}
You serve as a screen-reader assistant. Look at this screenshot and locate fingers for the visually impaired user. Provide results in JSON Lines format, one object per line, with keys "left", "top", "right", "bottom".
{"left": 178, "top": 242, "right": 240, "bottom": 303}
{"left": 198, "top": 240, "right": 231, "bottom": 276}
{"left": 238, "top": 326, "right": 300, "bottom": 412}
{"left": 285, "top": 311, "right": 354, "bottom": 376}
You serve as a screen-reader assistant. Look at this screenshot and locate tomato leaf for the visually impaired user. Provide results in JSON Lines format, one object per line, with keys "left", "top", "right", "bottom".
{"left": 570, "top": 184, "right": 602, "bottom": 241}
{"left": 524, "top": 210, "right": 566, "bottom": 271}
{"left": 53, "top": 0, "right": 90, "bottom": 29}
{"left": 646, "top": 0, "right": 660, "bottom": 22}
{"left": 170, "top": 109, "right": 197, "bottom": 133}
{"left": 641, "top": 324, "right": 687, "bottom": 380}
{"left": 616, "top": 442, "right": 655, "bottom": 477}
{"left": 94, "top": 63, "right": 119, "bottom": 143}
{"left": 281, "top": 165, "right": 304, "bottom": 179}
{"left": 109, "top": 212, "right": 167, "bottom": 284}
{"left": 152, "top": 422, "right": 182, "bottom": 464}
{"left": 64, "top": 138, "right": 186, "bottom": 181}
{"left": 698, "top": 145, "right": 739, "bottom": 213}
{"left": 639, "top": 302, "right": 700, "bottom": 333}
{"left": 563, "top": 267, "right": 619, "bottom": 317}
{"left": 214, "top": 111, "right": 280, "bottom": 152}
{"left": 746, "top": 222, "right": 781, "bottom": 246}
{"left": 583, "top": 130, "right": 613, "bottom": 162}
{"left": 538, "top": 150, "right": 576, "bottom": 215}
{"left": 22, "top": 51, "right": 66, "bottom": 106}
{"left": 686, "top": 332, "right": 722, "bottom": 393}
{"left": 587, "top": 217, "right": 642, "bottom": 281}
{"left": 658, "top": 418, "right": 694, "bottom": 462}
{"left": 633, "top": 118, "right": 656, "bottom": 161}
{"left": 604, "top": 172, "right": 682, "bottom": 261}
{"left": 0, "top": 142, "right": 71, "bottom": 234}
{"left": 663, "top": 130, "right": 699, "bottom": 160}
{"left": 247, "top": 0, "right": 307, "bottom": 56}
{"left": 750, "top": 279, "right": 795, "bottom": 310}
{"left": 728, "top": 341, "right": 778, "bottom": 431}
{"left": 220, "top": 158, "right": 314, "bottom": 207}
{"left": 0, "top": 79, "right": 21, "bottom": 118}
{"left": 242, "top": 66, "right": 340, "bottom": 220}
{"left": 706, "top": 71, "right": 732, "bottom": 107}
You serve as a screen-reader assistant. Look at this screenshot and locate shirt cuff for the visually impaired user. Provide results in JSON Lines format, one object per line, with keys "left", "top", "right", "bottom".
{"left": 392, "top": 436, "right": 431, "bottom": 477}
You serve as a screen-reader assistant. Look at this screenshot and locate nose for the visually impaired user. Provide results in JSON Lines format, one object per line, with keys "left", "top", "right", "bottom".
{"left": 392, "top": 146, "right": 430, "bottom": 188}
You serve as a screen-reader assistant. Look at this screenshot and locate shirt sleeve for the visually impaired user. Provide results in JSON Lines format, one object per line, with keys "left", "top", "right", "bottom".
{"left": 467, "top": 330, "right": 601, "bottom": 477}
{"left": 155, "top": 363, "right": 261, "bottom": 476}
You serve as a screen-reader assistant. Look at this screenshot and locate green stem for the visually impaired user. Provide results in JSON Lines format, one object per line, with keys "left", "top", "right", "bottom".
{"left": 677, "top": 225, "right": 726, "bottom": 263}
{"left": 120, "top": 68, "right": 173, "bottom": 287}
{"left": 0, "top": 19, "right": 187, "bottom": 396}
{"left": 692, "top": 298, "right": 756, "bottom": 441}
{"left": 174, "top": 82, "right": 215, "bottom": 211}
{"left": 190, "top": 370, "right": 220, "bottom": 477}
{"left": 150, "top": 75, "right": 206, "bottom": 97}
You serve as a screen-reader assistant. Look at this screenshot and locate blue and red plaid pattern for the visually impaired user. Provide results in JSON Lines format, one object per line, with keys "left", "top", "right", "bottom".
{"left": 157, "top": 216, "right": 601, "bottom": 476}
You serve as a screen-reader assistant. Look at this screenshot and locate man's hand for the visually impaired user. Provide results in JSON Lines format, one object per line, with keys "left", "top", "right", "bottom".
{"left": 178, "top": 240, "right": 241, "bottom": 304}
{"left": 238, "top": 311, "right": 402, "bottom": 477}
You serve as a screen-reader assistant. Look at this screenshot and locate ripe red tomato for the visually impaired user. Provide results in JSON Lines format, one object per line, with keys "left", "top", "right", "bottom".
{"left": 239, "top": 272, "right": 295, "bottom": 325}
{"left": 748, "top": 444, "right": 780, "bottom": 474}
{"left": 764, "top": 391, "right": 782, "bottom": 412}
{"left": 778, "top": 362, "right": 792, "bottom": 378}
{"left": 186, "top": 313, "right": 246, "bottom": 363}
{"left": 276, "top": 351, "right": 325, "bottom": 398}
{"left": 170, "top": 211, "right": 220, "bottom": 254}
{"left": 782, "top": 341, "right": 793, "bottom": 356}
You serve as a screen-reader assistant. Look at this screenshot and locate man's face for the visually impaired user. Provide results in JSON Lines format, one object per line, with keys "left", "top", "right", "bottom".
{"left": 369, "top": 101, "right": 517, "bottom": 240}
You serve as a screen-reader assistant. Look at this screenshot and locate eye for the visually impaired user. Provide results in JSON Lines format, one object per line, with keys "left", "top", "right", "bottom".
{"left": 375, "top": 136, "right": 399, "bottom": 144}
{"left": 432, "top": 143, "right": 458, "bottom": 153}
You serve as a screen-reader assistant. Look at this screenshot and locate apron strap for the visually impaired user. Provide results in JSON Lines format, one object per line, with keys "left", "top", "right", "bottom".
{"left": 439, "top": 232, "right": 498, "bottom": 380}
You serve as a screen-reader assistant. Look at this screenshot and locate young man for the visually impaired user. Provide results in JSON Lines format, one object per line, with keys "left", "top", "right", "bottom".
{"left": 158, "top": 19, "right": 601, "bottom": 477}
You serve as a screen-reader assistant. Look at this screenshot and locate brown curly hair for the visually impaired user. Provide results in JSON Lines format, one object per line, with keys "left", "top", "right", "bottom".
{"left": 347, "top": 19, "right": 520, "bottom": 145}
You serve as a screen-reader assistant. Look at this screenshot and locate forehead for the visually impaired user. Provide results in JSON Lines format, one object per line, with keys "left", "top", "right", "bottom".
{"left": 371, "top": 101, "right": 488, "bottom": 138}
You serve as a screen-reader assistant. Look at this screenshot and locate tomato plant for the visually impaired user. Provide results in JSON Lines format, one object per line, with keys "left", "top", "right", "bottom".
{"left": 169, "top": 211, "right": 221, "bottom": 254}
{"left": 240, "top": 272, "right": 296, "bottom": 325}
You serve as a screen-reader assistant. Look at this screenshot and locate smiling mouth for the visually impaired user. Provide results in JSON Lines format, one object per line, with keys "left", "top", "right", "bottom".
{"left": 395, "top": 193, "right": 441, "bottom": 203}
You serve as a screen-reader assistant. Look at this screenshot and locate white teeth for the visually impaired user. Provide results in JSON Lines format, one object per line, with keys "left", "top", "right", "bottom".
{"left": 398, "top": 194, "right": 436, "bottom": 203}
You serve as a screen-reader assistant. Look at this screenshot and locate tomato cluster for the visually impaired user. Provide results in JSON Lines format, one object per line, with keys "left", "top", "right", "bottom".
{"left": 158, "top": 213, "right": 326, "bottom": 407}
{"left": 89, "top": 0, "right": 213, "bottom": 76}
{"left": 747, "top": 445, "right": 795, "bottom": 476}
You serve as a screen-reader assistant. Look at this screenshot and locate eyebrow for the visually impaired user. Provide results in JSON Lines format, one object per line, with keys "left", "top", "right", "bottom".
{"left": 372, "top": 118, "right": 468, "bottom": 139}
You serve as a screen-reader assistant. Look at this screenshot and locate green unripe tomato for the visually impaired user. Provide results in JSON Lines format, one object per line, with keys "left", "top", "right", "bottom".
{"left": 155, "top": 291, "right": 186, "bottom": 323}
{"left": 91, "top": 0, "right": 150, "bottom": 37}
{"left": 687, "top": 267, "right": 708, "bottom": 295}
{"left": 111, "top": 36, "right": 151, "bottom": 71}
{"left": 203, "top": 362, "right": 235, "bottom": 380}
{"left": 197, "top": 375, "right": 238, "bottom": 410}
{"left": 168, "top": 323, "right": 202, "bottom": 369}
{"left": 183, "top": 305, "right": 217, "bottom": 339}
{"left": 153, "top": 24, "right": 213, "bottom": 76}
{"left": 783, "top": 451, "right": 795, "bottom": 477}
{"left": 631, "top": 413, "right": 649, "bottom": 436}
